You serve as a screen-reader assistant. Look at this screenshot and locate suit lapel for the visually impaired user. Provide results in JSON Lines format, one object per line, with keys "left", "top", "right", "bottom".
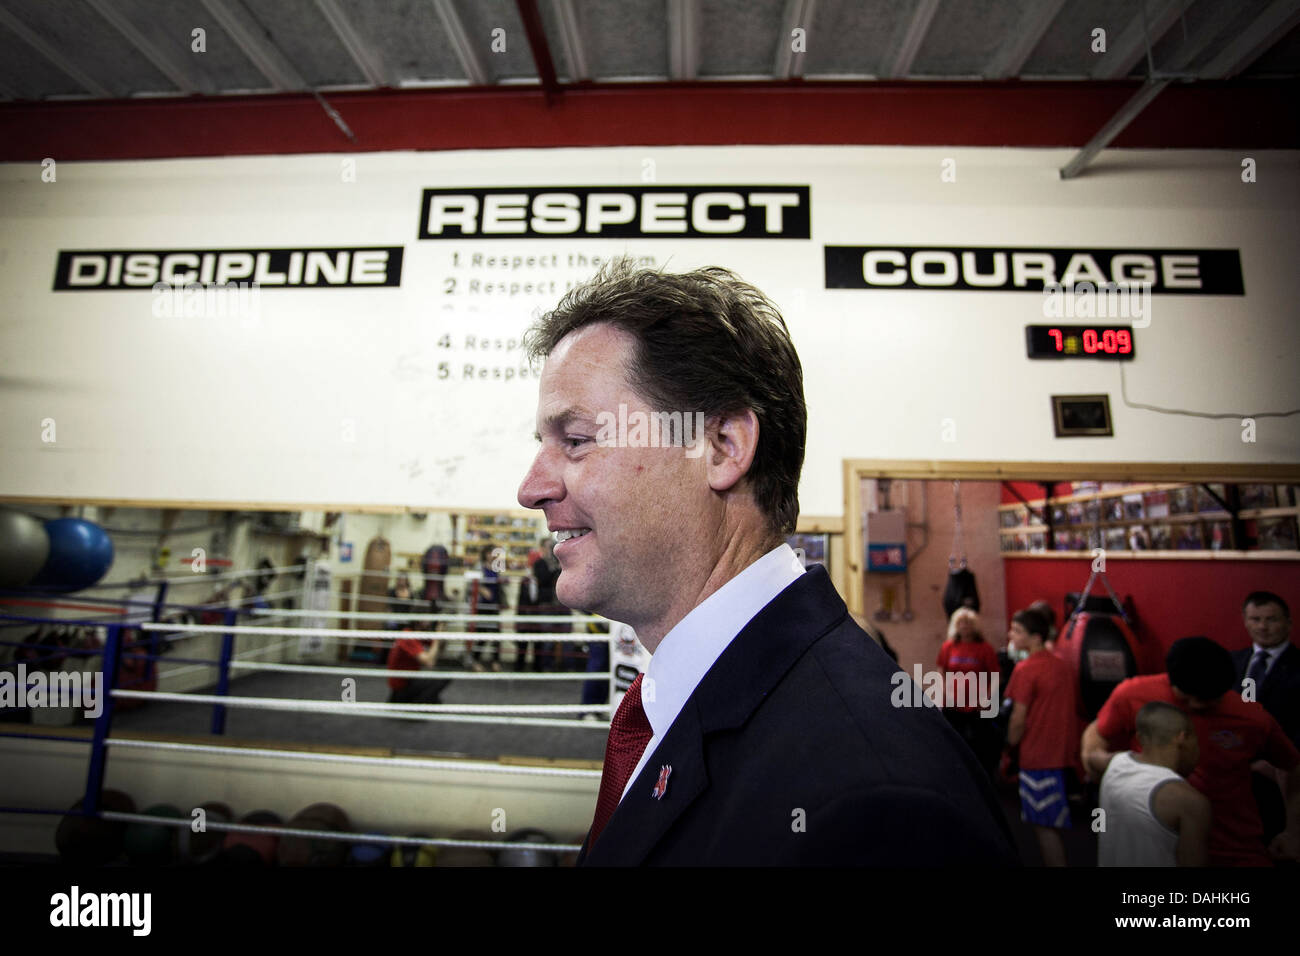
{"left": 583, "top": 701, "right": 709, "bottom": 865}
{"left": 1263, "top": 643, "right": 1300, "bottom": 695}
{"left": 580, "top": 566, "right": 848, "bottom": 865}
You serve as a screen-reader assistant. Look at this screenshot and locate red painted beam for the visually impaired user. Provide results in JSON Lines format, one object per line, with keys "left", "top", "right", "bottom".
{"left": 1, "top": 80, "right": 1295, "bottom": 162}
{"left": 516, "top": 0, "right": 560, "bottom": 105}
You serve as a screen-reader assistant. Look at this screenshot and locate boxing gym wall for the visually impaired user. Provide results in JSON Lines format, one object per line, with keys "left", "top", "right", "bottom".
{"left": 2, "top": 145, "right": 1298, "bottom": 858}
{"left": 2, "top": 145, "right": 1298, "bottom": 521}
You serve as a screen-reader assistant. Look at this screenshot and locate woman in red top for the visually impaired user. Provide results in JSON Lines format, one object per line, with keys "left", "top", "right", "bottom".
{"left": 936, "top": 608, "right": 1002, "bottom": 779}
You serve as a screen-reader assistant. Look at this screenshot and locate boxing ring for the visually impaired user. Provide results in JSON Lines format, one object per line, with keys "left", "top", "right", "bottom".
{"left": 0, "top": 559, "right": 633, "bottom": 865}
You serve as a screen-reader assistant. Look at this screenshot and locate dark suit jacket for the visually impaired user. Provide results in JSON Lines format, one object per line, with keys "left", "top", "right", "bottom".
{"left": 1233, "top": 643, "right": 1300, "bottom": 750}
{"left": 577, "top": 565, "right": 1018, "bottom": 866}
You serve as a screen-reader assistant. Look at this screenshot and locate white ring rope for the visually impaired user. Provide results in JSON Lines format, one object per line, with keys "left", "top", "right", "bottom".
{"left": 231, "top": 661, "right": 615, "bottom": 681}
{"left": 254, "top": 607, "right": 599, "bottom": 624}
{"left": 352, "top": 567, "right": 535, "bottom": 581}
{"left": 99, "top": 810, "right": 583, "bottom": 854}
{"left": 116, "top": 564, "right": 309, "bottom": 588}
{"left": 112, "top": 689, "right": 607, "bottom": 714}
{"left": 160, "top": 639, "right": 298, "bottom": 684}
{"left": 110, "top": 690, "right": 612, "bottom": 727}
{"left": 140, "top": 622, "right": 611, "bottom": 642}
{"left": 105, "top": 737, "right": 603, "bottom": 778}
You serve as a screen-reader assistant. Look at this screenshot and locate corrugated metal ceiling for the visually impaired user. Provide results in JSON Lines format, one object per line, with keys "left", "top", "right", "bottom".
{"left": 0, "top": 0, "right": 1296, "bottom": 103}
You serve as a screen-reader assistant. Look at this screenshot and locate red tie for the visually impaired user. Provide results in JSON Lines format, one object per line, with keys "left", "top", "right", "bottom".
{"left": 588, "top": 672, "right": 654, "bottom": 848}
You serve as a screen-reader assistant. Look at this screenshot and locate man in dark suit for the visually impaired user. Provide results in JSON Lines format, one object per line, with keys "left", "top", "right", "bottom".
{"left": 1232, "top": 591, "right": 1300, "bottom": 840}
{"left": 516, "top": 259, "right": 1017, "bottom": 866}
{"left": 1233, "top": 592, "right": 1300, "bottom": 747}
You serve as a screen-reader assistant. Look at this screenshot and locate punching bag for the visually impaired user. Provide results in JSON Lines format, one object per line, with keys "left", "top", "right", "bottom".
{"left": 943, "top": 481, "right": 980, "bottom": 617}
{"left": 943, "top": 566, "right": 980, "bottom": 617}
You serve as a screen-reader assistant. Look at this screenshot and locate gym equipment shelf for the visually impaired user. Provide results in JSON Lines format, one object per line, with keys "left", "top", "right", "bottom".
{"left": 998, "top": 481, "right": 1299, "bottom": 559}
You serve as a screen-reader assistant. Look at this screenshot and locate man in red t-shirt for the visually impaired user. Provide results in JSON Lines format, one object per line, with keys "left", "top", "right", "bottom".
{"left": 1006, "top": 607, "right": 1081, "bottom": 866}
{"left": 1082, "top": 636, "right": 1300, "bottom": 867}
{"left": 387, "top": 632, "right": 449, "bottom": 705}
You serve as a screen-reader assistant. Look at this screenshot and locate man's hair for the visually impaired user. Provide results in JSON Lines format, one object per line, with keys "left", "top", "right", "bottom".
{"left": 1165, "top": 636, "right": 1236, "bottom": 701}
{"left": 1136, "top": 701, "right": 1193, "bottom": 748}
{"left": 1242, "top": 590, "right": 1290, "bottom": 619}
{"left": 1011, "top": 608, "right": 1049, "bottom": 642}
{"left": 523, "top": 258, "right": 807, "bottom": 537}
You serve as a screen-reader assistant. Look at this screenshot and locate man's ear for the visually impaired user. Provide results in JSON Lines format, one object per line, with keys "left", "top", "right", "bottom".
{"left": 704, "top": 409, "right": 759, "bottom": 493}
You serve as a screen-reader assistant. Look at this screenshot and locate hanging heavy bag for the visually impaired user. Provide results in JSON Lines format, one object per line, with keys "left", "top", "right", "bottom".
{"left": 943, "top": 566, "right": 980, "bottom": 617}
{"left": 943, "top": 479, "right": 980, "bottom": 617}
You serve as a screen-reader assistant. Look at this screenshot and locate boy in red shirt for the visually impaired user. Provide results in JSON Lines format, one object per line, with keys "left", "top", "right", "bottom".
{"left": 1006, "top": 607, "right": 1081, "bottom": 866}
{"left": 1083, "top": 636, "right": 1300, "bottom": 867}
{"left": 387, "top": 631, "right": 449, "bottom": 705}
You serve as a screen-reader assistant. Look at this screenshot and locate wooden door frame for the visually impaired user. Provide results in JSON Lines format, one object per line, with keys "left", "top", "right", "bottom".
{"left": 841, "top": 459, "right": 1300, "bottom": 616}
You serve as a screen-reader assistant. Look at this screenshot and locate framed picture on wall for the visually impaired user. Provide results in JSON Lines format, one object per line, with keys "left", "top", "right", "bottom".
{"left": 1144, "top": 490, "right": 1169, "bottom": 518}
{"left": 1198, "top": 484, "right": 1228, "bottom": 513}
{"left": 1256, "top": 517, "right": 1297, "bottom": 551}
{"left": 1051, "top": 394, "right": 1113, "bottom": 437}
{"left": 1206, "top": 519, "right": 1232, "bottom": 550}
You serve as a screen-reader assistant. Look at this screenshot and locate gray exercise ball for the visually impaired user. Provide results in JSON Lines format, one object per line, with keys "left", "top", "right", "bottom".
{"left": 0, "top": 510, "right": 51, "bottom": 587}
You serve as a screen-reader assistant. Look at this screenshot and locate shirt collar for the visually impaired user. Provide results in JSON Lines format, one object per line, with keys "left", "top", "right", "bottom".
{"left": 1252, "top": 642, "right": 1285, "bottom": 659}
{"left": 641, "top": 543, "right": 805, "bottom": 739}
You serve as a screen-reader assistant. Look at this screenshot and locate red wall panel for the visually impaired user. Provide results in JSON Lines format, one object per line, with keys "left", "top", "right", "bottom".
{"left": 1, "top": 80, "right": 1296, "bottom": 162}
{"left": 1003, "top": 556, "right": 1300, "bottom": 670}
{"left": 999, "top": 481, "right": 1073, "bottom": 505}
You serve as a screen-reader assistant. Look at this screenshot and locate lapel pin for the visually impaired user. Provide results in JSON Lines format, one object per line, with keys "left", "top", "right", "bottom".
{"left": 651, "top": 764, "right": 672, "bottom": 800}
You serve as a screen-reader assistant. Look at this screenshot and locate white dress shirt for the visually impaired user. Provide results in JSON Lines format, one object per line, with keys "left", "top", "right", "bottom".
{"left": 619, "top": 543, "right": 806, "bottom": 803}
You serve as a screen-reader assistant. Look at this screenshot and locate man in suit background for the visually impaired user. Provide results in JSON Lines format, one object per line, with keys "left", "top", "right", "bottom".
{"left": 516, "top": 258, "right": 1016, "bottom": 866}
{"left": 1232, "top": 591, "right": 1300, "bottom": 841}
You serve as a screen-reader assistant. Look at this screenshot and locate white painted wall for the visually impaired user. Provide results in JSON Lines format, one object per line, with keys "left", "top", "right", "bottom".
{"left": 2, "top": 146, "right": 1296, "bottom": 518}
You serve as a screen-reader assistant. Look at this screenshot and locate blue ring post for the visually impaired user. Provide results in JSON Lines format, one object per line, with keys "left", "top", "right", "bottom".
{"left": 210, "top": 608, "right": 236, "bottom": 735}
{"left": 144, "top": 579, "right": 169, "bottom": 683}
{"left": 83, "top": 623, "right": 123, "bottom": 816}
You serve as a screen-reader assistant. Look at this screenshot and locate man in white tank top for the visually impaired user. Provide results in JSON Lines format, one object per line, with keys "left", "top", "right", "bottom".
{"left": 1098, "top": 701, "right": 1210, "bottom": 866}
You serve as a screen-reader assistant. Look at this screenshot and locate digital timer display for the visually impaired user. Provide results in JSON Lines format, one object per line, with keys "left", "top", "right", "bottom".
{"left": 1025, "top": 325, "right": 1135, "bottom": 360}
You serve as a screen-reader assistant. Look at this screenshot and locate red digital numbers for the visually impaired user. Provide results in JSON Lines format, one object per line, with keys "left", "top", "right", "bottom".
{"left": 1079, "top": 327, "right": 1133, "bottom": 354}
{"left": 1049, "top": 328, "right": 1063, "bottom": 351}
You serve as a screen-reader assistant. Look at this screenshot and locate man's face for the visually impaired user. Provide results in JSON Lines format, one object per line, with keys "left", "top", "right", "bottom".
{"left": 1174, "top": 728, "right": 1200, "bottom": 778}
{"left": 1244, "top": 601, "right": 1290, "bottom": 648}
{"left": 517, "top": 323, "right": 709, "bottom": 625}
{"left": 1008, "top": 621, "right": 1030, "bottom": 652}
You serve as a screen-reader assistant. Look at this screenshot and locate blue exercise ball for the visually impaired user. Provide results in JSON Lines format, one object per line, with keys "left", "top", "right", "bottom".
{"left": 30, "top": 518, "right": 114, "bottom": 592}
{"left": 0, "top": 510, "right": 51, "bottom": 586}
